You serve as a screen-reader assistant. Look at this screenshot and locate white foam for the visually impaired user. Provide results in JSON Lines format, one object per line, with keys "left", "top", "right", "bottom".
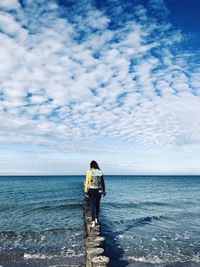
{"left": 24, "top": 253, "right": 54, "bottom": 260}
{"left": 126, "top": 254, "right": 200, "bottom": 264}
{"left": 191, "top": 253, "right": 200, "bottom": 263}
{"left": 126, "top": 255, "right": 166, "bottom": 264}
{"left": 60, "top": 250, "right": 84, "bottom": 258}
{"left": 24, "top": 251, "right": 84, "bottom": 260}
{"left": 40, "top": 235, "right": 46, "bottom": 241}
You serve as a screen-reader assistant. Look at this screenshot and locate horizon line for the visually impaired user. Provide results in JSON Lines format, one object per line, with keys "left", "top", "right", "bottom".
{"left": 0, "top": 174, "right": 200, "bottom": 177}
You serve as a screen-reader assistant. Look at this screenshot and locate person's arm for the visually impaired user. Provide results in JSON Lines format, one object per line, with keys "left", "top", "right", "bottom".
{"left": 84, "top": 170, "right": 91, "bottom": 193}
{"left": 101, "top": 175, "right": 106, "bottom": 196}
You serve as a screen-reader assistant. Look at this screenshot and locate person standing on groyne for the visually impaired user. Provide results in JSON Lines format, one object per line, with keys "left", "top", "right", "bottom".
{"left": 84, "top": 160, "right": 106, "bottom": 227}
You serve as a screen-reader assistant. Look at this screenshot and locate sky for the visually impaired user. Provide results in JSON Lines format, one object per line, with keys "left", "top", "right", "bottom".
{"left": 0, "top": 0, "right": 200, "bottom": 175}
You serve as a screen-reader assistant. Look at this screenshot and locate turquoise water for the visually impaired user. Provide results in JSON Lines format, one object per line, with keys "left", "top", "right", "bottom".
{"left": 0, "top": 176, "right": 85, "bottom": 266}
{"left": 102, "top": 176, "right": 200, "bottom": 267}
{"left": 0, "top": 175, "right": 200, "bottom": 267}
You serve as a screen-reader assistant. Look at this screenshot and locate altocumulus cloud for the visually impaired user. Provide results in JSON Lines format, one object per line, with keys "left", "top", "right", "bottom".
{"left": 0, "top": 0, "right": 200, "bottom": 174}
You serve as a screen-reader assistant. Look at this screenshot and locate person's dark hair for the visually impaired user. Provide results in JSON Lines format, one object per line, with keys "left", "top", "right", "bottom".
{"left": 90, "top": 160, "right": 100, "bottom": 170}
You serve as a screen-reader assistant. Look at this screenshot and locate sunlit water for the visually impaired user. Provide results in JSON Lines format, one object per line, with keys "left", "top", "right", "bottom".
{"left": 101, "top": 176, "right": 200, "bottom": 267}
{"left": 0, "top": 176, "right": 85, "bottom": 266}
{"left": 1, "top": 175, "right": 200, "bottom": 267}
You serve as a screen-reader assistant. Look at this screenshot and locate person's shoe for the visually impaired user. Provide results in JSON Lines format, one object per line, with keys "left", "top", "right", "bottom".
{"left": 95, "top": 218, "right": 99, "bottom": 225}
{"left": 91, "top": 221, "right": 95, "bottom": 227}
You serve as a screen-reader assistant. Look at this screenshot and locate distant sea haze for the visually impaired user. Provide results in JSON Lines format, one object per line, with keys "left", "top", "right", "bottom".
{"left": 0, "top": 175, "right": 200, "bottom": 267}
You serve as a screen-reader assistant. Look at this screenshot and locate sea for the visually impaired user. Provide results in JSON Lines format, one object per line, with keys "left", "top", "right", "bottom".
{"left": 0, "top": 175, "right": 200, "bottom": 267}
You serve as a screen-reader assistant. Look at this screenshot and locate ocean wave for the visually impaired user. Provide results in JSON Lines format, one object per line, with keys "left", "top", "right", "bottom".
{"left": 0, "top": 226, "right": 81, "bottom": 239}
{"left": 31, "top": 203, "right": 82, "bottom": 212}
{"left": 0, "top": 202, "right": 83, "bottom": 213}
{"left": 138, "top": 215, "right": 166, "bottom": 222}
{"left": 24, "top": 251, "right": 84, "bottom": 260}
{"left": 104, "top": 201, "right": 171, "bottom": 209}
{"left": 0, "top": 250, "right": 84, "bottom": 262}
{"left": 0, "top": 231, "right": 21, "bottom": 238}
{"left": 126, "top": 254, "right": 200, "bottom": 264}
{"left": 118, "top": 215, "right": 167, "bottom": 230}
{"left": 126, "top": 255, "right": 165, "bottom": 264}
{"left": 24, "top": 253, "right": 54, "bottom": 260}
{"left": 111, "top": 215, "right": 167, "bottom": 227}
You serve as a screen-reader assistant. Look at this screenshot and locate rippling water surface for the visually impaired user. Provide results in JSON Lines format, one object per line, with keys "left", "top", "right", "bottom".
{"left": 101, "top": 176, "right": 200, "bottom": 267}
{"left": 0, "top": 176, "right": 85, "bottom": 266}
{"left": 1, "top": 175, "right": 200, "bottom": 267}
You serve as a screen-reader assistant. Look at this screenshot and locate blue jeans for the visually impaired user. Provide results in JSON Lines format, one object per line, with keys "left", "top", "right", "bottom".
{"left": 88, "top": 188, "right": 101, "bottom": 221}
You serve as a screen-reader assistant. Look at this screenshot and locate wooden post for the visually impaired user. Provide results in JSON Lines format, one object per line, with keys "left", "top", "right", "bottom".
{"left": 91, "top": 255, "right": 110, "bottom": 267}
{"left": 83, "top": 196, "right": 110, "bottom": 267}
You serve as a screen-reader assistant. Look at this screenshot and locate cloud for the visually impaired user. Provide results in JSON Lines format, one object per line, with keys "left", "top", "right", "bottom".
{"left": 0, "top": 0, "right": 20, "bottom": 11}
{"left": 0, "top": 0, "right": 200, "bottom": 173}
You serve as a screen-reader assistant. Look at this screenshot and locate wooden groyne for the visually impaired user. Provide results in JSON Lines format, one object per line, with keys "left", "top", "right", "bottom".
{"left": 83, "top": 197, "right": 110, "bottom": 267}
